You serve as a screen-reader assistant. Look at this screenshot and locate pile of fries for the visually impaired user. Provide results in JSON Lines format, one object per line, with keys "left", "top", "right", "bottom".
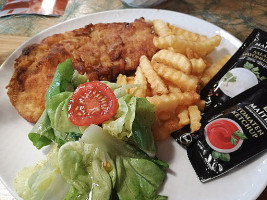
{"left": 117, "top": 19, "right": 231, "bottom": 141}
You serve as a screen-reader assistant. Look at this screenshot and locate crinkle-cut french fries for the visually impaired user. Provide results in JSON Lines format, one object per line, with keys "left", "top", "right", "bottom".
{"left": 139, "top": 55, "right": 169, "bottom": 95}
{"left": 153, "top": 19, "right": 172, "bottom": 37}
{"left": 117, "top": 74, "right": 135, "bottom": 93}
{"left": 153, "top": 62, "right": 198, "bottom": 92}
{"left": 174, "top": 91, "right": 200, "bottom": 106}
{"left": 129, "top": 66, "right": 147, "bottom": 97}
{"left": 157, "top": 110, "right": 172, "bottom": 121}
{"left": 152, "top": 49, "right": 192, "bottom": 74}
{"left": 185, "top": 47, "right": 200, "bottom": 59}
{"left": 116, "top": 74, "right": 127, "bottom": 85}
{"left": 146, "top": 93, "right": 180, "bottom": 112}
{"left": 153, "top": 34, "right": 221, "bottom": 57}
{"left": 200, "top": 54, "right": 231, "bottom": 87}
{"left": 116, "top": 19, "right": 230, "bottom": 141}
{"left": 146, "top": 89, "right": 199, "bottom": 113}
{"left": 196, "top": 100, "right": 206, "bottom": 112}
{"left": 168, "top": 24, "right": 202, "bottom": 42}
{"left": 146, "top": 82, "right": 153, "bottom": 97}
{"left": 176, "top": 106, "right": 190, "bottom": 128}
{"left": 168, "top": 84, "right": 200, "bottom": 105}
{"left": 190, "top": 58, "right": 207, "bottom": 75}
{"left": 126, "top": 76, "right": 135, "bottom": 84}
{"left": 152, "top": 115, "right": 180, "bottom": 141}
{"left": 197, "top": 35, "right": 208, "bottom": 42}
{"left": 188, "top": 105, "right": 202, "bottom": 132}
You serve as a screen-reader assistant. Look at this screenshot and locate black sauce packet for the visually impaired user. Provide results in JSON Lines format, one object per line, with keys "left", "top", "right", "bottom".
{"left": 171, "top": 28, "right": 267, "bottom": 182}
{"left": 172, "top": 80, "right": 267, "bottom": 182}
{"left": 201, "top": 28, "right": 267, "bottom": 113}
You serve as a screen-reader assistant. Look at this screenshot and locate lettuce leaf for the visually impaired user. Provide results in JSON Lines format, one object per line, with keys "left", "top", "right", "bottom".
{"left": 102, "top": 94, "right": 136, "bottom": 139}
{"left": 19, "top": 125, "right": 167, "bottom": 200}
{"left": 45, "top": 59, "right": 74, "bottom": 101}
{"left": 103, "top": 95, "right": 156, "bottom": 157}
{"left": 29, "top": 59, "right": 87, "bottom": 149}
{"left": 115, "top": 156, "right": 166, "bottom": 200}
{"left": 58, "top": 125, "right": 166, "bottom": 200}
{"left": 28, "top": 111, "right": 55, "bottom": 150}
{"left": 14, "top": 145, "right": 70, "bottom": 200}
{"left": 132, "top": 98, "right": 156, "bottom": 157}
{"left": 46, "top": 92, "right": 79, "bottom": 133}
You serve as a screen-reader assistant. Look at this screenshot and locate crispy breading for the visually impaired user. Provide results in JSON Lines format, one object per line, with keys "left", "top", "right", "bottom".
{"left": 6, "top": 18, "right": 158, "bottom": 123}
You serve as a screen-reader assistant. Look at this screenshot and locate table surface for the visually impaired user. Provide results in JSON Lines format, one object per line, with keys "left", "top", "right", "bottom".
{"left": 0, "top": 0, "right": 266, "bottom": 199}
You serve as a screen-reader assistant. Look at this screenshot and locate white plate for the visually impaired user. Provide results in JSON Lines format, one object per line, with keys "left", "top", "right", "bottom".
{"left": 0, "top": 9, "right": 266, "bottom": 200}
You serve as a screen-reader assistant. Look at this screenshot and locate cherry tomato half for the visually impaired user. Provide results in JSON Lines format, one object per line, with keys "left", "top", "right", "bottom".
{"left": 68, "top": 81, "right": 118, "bottom": 126}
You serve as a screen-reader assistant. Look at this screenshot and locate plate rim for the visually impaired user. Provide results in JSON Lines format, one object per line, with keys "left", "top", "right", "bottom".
{"left": 1, "top": 8, "right": 266, "bottom": 200}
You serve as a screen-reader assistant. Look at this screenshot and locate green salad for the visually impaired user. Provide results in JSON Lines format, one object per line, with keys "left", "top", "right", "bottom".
{"left": 14, "top": 59, "right": 168, "bottom": 200}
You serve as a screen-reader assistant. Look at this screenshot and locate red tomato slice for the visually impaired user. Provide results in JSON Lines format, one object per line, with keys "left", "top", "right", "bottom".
{"left": 68, "top": 81, "right": 118, "bottom": 126}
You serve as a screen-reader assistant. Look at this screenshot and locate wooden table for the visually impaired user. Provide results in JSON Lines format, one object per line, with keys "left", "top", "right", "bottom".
{"left": 0, "top": 0, "right": 266, "bottom": 199}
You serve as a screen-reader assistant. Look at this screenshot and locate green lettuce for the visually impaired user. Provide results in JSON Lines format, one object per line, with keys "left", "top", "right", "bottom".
{"left": 29, "top": 59, "right": 157, "bottom": 158}
{"left": 102, "top": 94, "right": 136, "bottom": 139}
{"left": 17, "top": 125, "right": 167, "bottom": 200}
{"left": 58, "top": 125, "right": 166, "bottom": 200}
{"left": 45, "top": 59, "right": 74, "bottom": 101}
{"left": 115, "top": 156, "right": 167, "bottom": 200}
{"left": 103, "top": 94, "right": 156, "bottom": 157}
{"left": 28, "top": 111, "right": 55, "bottom": 149}
{"left": 132, "top": 97, "right": 156, "bottom": 157}
{"left": 18, "top": 59, "right": 168, "bottom": 200}
{"left": 14, "top": 145, "right": 70, "bottom": 200}
{"left": 45, "top": 92, "right": 79, "bottom": 133}
{"left": 29, "top": 59, "right": 87, "bottom": 149}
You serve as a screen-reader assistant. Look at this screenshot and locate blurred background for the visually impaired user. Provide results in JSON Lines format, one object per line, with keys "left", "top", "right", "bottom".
{"left": 0, "top": 0, "right": 266, "bottom": 64}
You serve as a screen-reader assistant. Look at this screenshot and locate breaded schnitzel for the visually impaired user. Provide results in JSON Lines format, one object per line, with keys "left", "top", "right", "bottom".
{"left": 6, "top": 18, "right": 158, "bottom": 123}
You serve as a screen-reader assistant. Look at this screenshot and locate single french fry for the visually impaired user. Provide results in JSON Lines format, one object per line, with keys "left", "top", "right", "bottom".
{"left": 200, "top": 54, "right": 231, "bottom": 87}
{"left": 152, "top": 115, "right": 180, "bottom": 141}
{"left": 153, "top": 63, "right": 198, "bottom": 91}
{"left": 126, "top": 76, "right": 135, "bottom": 84}
{"left": 167, "top": 84, "right": 181, "bottom": 93}
{"left": 153, "top": 126, "right": 169, "bottom": 141}
{"left": 147, "top": 89, "right": 200, "bottom": 113}
{"left": 168, "top": 24, "right": 200, "bottom": 42}
{"left": 197, "top": 35, "right": 208, "bottom": 42}
{"left": 153, "top": 19, "right": 172, "bottom": 37}
{"left": 190, "top": 58, "right": 207, "bottom": 75}
{"left": 168, "top": 84, "right": 200, "bottom": 106}
{"left": 157, "top": 110, "right": 172, "bottom": 121}
{"left": 139, "top": 55, "right": 169, "bottom": 95}
{"left": 196, "top": 100, "right": 206, "bottom": 112}
{"left": 152, "top": 49, "right": 192, "bottom": 74}
{"left": 146, "top": 93, "right": 180, "bottom": 112}
{"left": 185, "top": 47, "right": 198, "bottom": 59}
{"left": 188, "top": 105, "right": 201, "bottom": 132}
{"left": 130, "top": 66, "right": 147, "bottom": 97}
{"left": 163, "top": 116, "right": 180, "bottom": 132}
{"left": 153, "top": 35, "right": 222, "bottom": 56}
{"left": 176, "top": 106, "right": 190, "bottom": 128}
{"left": 176, "top": 91, "right": 200, "bottom": 106}
{"left": 116, "top": 74, "right": 127, "bottom": 85}
{"left": 124, "top": 76, "right": 134, "bottom": 94}
{"left": 153, "top": 36, "right": 172, "bottom": 50}
{"left": 146, "top": 82, "right": 153, "bottom": 97}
